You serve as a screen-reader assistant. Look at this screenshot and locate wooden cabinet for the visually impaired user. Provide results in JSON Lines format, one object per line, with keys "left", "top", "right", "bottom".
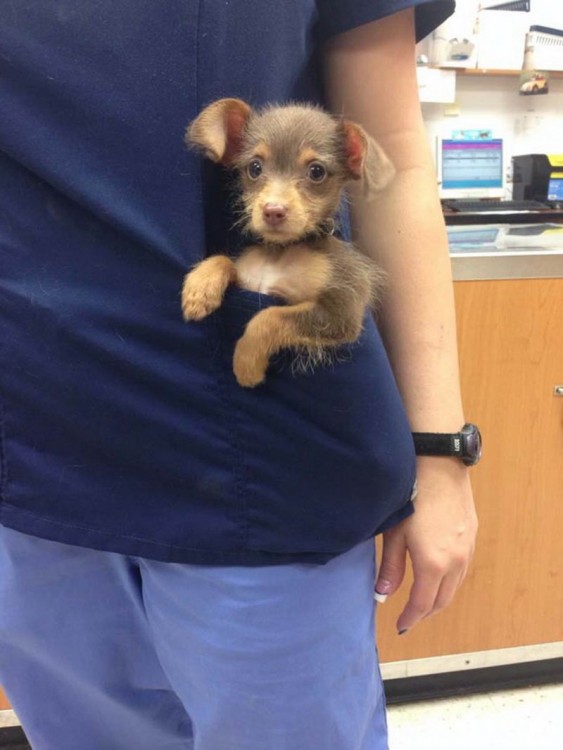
{"left": 378, "top": 277, "right": 563, "bottom": 664}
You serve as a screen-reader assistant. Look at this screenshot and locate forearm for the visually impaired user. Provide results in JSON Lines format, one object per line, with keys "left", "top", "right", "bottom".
{"left": 324, "top": 10, "right": 465, "bottom": 431}
{"left": 351, "top": 143, "right": 464, "bottom": 432}
{"left": 324, "top": 7, "right": 477, "bottom": 629}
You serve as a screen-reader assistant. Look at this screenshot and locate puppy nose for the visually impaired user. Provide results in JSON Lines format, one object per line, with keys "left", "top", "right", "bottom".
{"left": 262, "top": 203, "right": 288, "bottom": 227}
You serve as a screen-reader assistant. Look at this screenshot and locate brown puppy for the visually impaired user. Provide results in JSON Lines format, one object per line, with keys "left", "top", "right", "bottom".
{"left": 182, "top": 98, "right": 394, "bottom": 387}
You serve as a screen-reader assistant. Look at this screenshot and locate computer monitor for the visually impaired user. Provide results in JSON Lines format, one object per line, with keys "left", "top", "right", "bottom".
{"left": 437, "top": 137, "right": 504, "bottom": 200}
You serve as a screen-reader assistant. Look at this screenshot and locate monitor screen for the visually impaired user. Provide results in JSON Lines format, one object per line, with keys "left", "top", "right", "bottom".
{"left": 439, "top": 138, "right": 504, "bottom": 199}
{"left": 547, "top": 177, "right": 563, "bottom": 202}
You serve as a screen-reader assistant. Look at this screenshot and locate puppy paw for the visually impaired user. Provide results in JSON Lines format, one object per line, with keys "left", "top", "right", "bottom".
{"left": 181, "top": 273, "right": 224, "bottom": 321}
{"left": 233, "top": 339, "right": 268, "bottom": 388}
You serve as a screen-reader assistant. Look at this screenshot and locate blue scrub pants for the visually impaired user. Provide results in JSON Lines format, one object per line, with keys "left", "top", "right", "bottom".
{"left": 0, "top": 526, "right": 388, "bottom": 750}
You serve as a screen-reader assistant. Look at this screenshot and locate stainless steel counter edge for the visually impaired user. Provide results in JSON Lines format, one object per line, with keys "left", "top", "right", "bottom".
{"left": 451, "top": 253, "right": 563, "bottom": 281}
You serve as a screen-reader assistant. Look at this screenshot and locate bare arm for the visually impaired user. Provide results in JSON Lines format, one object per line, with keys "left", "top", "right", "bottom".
{"left": 324, "top": 8, "right": 478, "bottom": 634}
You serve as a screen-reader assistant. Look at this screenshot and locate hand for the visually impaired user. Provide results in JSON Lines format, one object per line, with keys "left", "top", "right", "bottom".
{"left": 374, "top": 456, "right": 478, "bottom": 634}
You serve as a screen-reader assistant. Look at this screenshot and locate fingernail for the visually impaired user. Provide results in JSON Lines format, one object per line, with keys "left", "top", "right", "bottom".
{"left": 375, "top": 579, "right": 392, "bottom": 596}
{"left": 398, "top": 628, "right": 408, "bottom": 636}
{"left": 374, "top": 591, "right": 388, "bottom": 603}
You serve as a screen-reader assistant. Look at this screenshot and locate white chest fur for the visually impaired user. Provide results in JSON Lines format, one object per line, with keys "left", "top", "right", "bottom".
{"left": 235, "top": 244, "right": 330, "bottom": 303}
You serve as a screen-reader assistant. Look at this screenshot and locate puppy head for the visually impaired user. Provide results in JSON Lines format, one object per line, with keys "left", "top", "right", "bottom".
{"left": 187, "top": 98, "right": 395, "bottom": 244}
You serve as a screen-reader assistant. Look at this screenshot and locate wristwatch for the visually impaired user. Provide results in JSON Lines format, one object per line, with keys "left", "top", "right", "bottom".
{"left": 412, "top": 423, "right": 482, "bottom": 467}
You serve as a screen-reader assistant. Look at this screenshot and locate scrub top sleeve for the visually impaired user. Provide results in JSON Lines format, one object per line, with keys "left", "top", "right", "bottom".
{"left": 317, "top": 0, "right": 456, "bottom": 42}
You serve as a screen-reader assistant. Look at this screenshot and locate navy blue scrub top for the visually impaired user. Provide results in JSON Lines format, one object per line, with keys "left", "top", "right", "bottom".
{"left": 0, "top": 1, "right": 455, "bottom": 565}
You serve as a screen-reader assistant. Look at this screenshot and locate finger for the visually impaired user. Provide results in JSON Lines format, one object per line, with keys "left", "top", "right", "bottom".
{"left": 402, "top": 563, "right": 469, "bottom": 632}
{"left": 428, "top": 550, "right": 473, "bottom": 616}
{"left": 396, "top": 570, "right": 441, "bottom": 633}
{"left": 426, "top": 568, "right": 466, "bottom": 618}
{"left": 374, "top": 529, "right": 407, "bottom": 603}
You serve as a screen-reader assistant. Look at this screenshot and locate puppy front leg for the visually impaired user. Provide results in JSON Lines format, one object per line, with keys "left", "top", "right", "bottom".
{"left": 233, "top": 302, "right": 318, "bottom": 387}
{"left": 233, "top": 299, "right": 364, "bottom": 387}
{"left": 182, "top": 255, "right": 237, "bottom": 321}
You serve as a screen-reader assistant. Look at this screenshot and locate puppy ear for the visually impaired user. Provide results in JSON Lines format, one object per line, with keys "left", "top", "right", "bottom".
{"left": 186, "top": 98, "right": 252, "bottom": 166}
{"left": 341, "top": 121, "right": 395, "bottom": 198}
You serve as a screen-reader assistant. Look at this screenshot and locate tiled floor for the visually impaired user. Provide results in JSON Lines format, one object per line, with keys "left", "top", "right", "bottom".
{"left": 1, "top": 684, "right": 562, "bottom": 747}
{"left": 387, "top": 683, "right": 563, "bottom": 749}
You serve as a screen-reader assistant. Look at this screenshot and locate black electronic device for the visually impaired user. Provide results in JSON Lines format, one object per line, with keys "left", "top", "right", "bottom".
{"left": 412, "top": 424, "right": 482, "bottom": 467}
{"left": 512, "top": 154, "right": 563, "bottom": 206}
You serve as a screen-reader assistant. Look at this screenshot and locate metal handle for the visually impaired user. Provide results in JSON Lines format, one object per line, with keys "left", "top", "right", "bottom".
{"left": 555, "top": 386, "right": 563, "bottom": 396}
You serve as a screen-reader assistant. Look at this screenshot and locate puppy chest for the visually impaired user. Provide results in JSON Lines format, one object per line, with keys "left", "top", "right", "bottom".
{"left": 235, "top": 245, "right": 330, "bottom": 302}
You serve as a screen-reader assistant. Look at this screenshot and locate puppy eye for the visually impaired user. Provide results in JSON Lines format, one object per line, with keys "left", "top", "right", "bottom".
{"left": 307, "top": 161, "right": 327, "bottom": 182}
{"left": 247, "top": 159, "right": 263, "bottom": 179}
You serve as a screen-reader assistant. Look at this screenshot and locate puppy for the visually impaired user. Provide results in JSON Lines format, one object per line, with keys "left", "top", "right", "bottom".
{"left": 181, "top": 98, "right": 394, "bottom": 387}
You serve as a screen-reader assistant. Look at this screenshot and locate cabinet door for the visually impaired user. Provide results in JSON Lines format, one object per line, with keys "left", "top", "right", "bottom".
{"left": 0, "top": 687, "right": 10, "bottom": 710}
{"left": 377, "top": 278, "right": 563, "bottom": 663}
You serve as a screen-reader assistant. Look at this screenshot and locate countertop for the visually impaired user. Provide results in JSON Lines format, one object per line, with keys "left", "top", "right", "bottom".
{"left": 448, "top": 223, "right": 563, "bottom": 280}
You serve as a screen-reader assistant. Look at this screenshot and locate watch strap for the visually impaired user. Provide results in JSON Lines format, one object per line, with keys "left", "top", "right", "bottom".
{"left": 412, "top": 431, "right": 464, "bottom": 458}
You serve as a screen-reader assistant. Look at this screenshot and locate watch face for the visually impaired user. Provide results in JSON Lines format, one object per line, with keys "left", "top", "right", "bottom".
{"left": 462, "top": 424, "right": 482, "bottom": 466}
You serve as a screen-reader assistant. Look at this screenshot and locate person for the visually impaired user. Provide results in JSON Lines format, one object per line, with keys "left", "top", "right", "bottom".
{"left": 0, "top": 2, "right": 478, "bottom": 748}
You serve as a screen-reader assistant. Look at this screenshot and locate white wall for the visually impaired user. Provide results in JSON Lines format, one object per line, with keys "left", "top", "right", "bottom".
{"left": 429, "top": 0, "right": 563, "bottom": 70}
{"left": 422, "top": 74, "right": 563, "bottom": 196}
